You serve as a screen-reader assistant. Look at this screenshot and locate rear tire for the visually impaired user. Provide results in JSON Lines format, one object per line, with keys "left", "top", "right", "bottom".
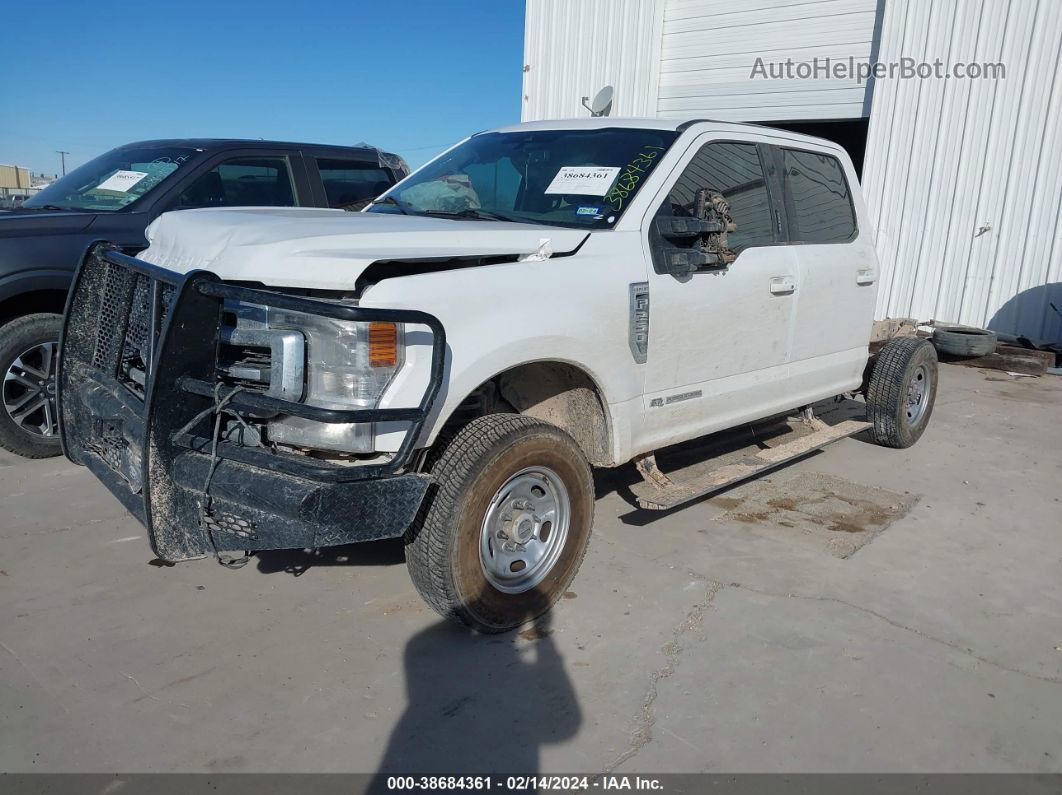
{"left": 866, "top": 336, "right": 938, "bottom": 449}
{"left": 0, "top": 313, "right": 63, "bottom": 458}
{"left": 405, "top": 414, "right": 594, "bottom": 633}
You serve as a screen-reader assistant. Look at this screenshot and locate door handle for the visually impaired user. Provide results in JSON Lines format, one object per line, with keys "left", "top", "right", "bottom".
{"left": 770, "top": 276, "right": 796, "bottom": 295}
{"left": 857, "top": 268, "right": 876, "bottom": 285}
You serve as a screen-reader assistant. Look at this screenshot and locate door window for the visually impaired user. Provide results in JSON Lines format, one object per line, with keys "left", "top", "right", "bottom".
{"left": 662, "top": 142, "right": 775, "bottom": 251}
{"left": 316, "top": 158, "right": 393, "bottom": 210}
{"left": 781, "top": 149, "right": 856, "bottom": 242}
{"left": 177, "top": 156, "right": 296, "bottom": 209}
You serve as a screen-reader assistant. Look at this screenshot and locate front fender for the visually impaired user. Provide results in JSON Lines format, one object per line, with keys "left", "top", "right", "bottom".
{"left": 371, "top": 309, "right": 642, "bottom": 459}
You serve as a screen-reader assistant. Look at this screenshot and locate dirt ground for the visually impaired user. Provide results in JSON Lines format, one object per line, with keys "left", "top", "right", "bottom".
{"left": 1, "top": 365, "right": 1060, "bottom": 773}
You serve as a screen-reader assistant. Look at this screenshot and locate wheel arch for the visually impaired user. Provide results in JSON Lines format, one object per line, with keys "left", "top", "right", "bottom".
{"left": 431, "top": 358, "right": 616, "bottom": 467}
{"left": 0, "top": 271, "right": 71, "bottom": 326}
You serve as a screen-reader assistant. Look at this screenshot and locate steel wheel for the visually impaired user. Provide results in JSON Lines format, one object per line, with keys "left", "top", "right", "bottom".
{"left": 3, "top": 341, "right": 58, "bottom": 438}
{"left": 905, "top": 363, "right": 931, "bottom": 425}
{"left": 866, "top": 336, "right": 938, "bottom": 449}
{"left": 479, "top": 466, "right": 571, "bottom": 594}
{"left": 406, "top": 414, "right": 594, "bottom": 633}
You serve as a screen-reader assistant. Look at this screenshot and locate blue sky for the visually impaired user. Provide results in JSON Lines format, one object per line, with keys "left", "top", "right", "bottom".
{"left": 0, "top": 0, "right": 525, "bottom": 175}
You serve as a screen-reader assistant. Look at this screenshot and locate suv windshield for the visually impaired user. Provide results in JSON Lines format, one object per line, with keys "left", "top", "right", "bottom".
{"left": 24, "top": 145, "right": 199, "bottom": 212}
{"left": 369, "top": 128, "right": 679, "bottom": 229}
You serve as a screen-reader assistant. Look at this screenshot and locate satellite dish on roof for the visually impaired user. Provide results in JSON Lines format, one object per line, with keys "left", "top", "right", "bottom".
{"left": 581, "top": 85, "right": 614, "bottom": 117}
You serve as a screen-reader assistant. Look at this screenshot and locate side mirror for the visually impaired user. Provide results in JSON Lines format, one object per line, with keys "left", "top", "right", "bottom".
{"left": 659, "top": 248, "right": 726, "bottom": 277}
{"left": 652, "top": 187, "right": 737, "bottom": 277}
{"left": 654, "top": 216, "right": 724, "bottom": 239}
{"left": 690, "top": 188, "right": 738, "bottom": 269}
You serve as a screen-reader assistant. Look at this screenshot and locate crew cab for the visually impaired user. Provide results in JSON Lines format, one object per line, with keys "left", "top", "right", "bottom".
{"left": 0, "top": 139, "right": 407, "bottom": 457}
{"left": 58, "top": 119, "right": 938, "bottom": 633}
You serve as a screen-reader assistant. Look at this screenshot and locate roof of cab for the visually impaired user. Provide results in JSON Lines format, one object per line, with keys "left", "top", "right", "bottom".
{"left": 487, "top": 117, "right": 846, "bottom": 154}
{"left": 492, "top": 117, "right": 688, "bottom": 133}
{"left": 113, "top": 138, "right": 401, "bottom": 160}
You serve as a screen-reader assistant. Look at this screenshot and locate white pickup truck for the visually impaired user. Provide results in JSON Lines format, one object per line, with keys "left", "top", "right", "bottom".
{"left": 59, "top": 118, "right": 937, "bottom": 633}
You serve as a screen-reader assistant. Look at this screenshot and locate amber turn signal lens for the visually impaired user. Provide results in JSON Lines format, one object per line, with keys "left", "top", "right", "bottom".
{"left": 367, "top": 322, "right": 399, "bottom": 368}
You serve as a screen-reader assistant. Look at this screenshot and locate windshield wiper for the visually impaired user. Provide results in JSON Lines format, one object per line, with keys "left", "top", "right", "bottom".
{"left": 450, "top": 208, "right": 522, "bottom": 223}
{"left": 19, "top": 204, "right": 75, "bottom": 212}
{"left": 419, "top": 207, "right": 523, "bottom": 223}
{"left": 371, "top": 195, "right": 410, "bottom": 215}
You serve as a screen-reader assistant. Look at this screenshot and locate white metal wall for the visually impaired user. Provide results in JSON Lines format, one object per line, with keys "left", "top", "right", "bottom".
{"left": 522, "top": 0, "right": 666, "bottom": 121}
{"left": 523, "top": 0, "right": 880, "bottom": 123}
{"left": 657, "top": 0, "right": 880, "bottom": 121}
{"left": 863, "top": 0, "right": 1062, "bottom": 339}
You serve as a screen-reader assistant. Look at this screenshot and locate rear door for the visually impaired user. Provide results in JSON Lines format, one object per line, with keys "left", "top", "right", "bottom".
{"left": 772, "top": 145, "right": 875, "bottom": 403}
{"left": 636, "top": 135, "right": 798, "bottom": 452}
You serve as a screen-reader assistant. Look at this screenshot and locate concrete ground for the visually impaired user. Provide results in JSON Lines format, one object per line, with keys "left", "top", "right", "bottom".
{"left": 1, "top": 365, "right": 1060, "bottom": 774}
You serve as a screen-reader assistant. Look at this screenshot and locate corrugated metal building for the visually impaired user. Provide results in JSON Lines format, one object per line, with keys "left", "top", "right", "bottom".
{"left": 522, "top": 0, "right": 1062, "bottom": 341}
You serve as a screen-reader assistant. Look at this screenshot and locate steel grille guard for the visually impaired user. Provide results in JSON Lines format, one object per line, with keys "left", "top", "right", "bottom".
{"left": 58, "top": 243, "right": 447, "bottom": 561}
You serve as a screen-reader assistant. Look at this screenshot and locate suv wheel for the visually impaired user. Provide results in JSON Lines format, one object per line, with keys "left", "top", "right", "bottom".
{"left": 0, "top": 313, "right": 64, "bottom": 458}
{"left": 405, "top": 414, "right": 594, "bottom": 633}
{"left": 866, "top": 336, "right": 938, "bottom": 449}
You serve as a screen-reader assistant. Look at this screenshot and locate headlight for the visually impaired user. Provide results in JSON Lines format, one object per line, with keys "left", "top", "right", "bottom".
{"left": 221, "top": 301, "right": 404, "bottom": 453}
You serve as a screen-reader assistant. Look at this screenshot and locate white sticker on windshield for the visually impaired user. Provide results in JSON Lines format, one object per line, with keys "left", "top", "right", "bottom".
{"left": 544, "top": 166, "right": 620, "bottom": 196}
{"left": 94, "top": 170, "right": 150, "bottom": 193}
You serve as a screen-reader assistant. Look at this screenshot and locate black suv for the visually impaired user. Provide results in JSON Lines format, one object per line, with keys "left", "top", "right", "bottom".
{"left": 0, "top": 139, "right": 407, "bottom": 458}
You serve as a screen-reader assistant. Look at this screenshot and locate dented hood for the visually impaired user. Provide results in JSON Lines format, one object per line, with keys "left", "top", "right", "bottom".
{"left": 139, "top": 207, "right": 588, "bottom": 289}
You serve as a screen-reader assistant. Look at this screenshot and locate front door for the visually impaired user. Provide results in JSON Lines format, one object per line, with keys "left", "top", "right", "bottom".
{"left": 153, "top": 149, "right": 314, "bottom": 214}
{"left": 636, "top": 136, "right": 797, "bottom": 453}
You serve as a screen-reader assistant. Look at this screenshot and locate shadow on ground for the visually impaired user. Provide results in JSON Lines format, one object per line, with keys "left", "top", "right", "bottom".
{"left": 255, "top": 538, "right": 405, "bottom": 575}
{"left": 369, "top": 611, "right": 580, "bottom": 783}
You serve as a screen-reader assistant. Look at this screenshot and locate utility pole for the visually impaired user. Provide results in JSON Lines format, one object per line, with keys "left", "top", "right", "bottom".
{"left": 56, "top": 150, "right": 69, "bottom": 176}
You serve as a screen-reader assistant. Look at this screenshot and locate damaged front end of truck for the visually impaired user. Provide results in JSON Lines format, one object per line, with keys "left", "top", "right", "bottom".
{"left": 58, "top": 244, "right": 445, "bottom": 564}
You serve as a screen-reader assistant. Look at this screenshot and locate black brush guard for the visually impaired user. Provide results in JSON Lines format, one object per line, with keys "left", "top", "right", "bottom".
{"left": 59, "top": 244, "right": 446, "bottom": 562}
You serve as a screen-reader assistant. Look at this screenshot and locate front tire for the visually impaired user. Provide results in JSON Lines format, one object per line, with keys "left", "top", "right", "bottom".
{"left": 866, "top": 336, "right": 938, "bottom": 449}
{"left": 0, "top": 313, "right": 63, "bottom": 458}
{"left": 405, "top": 414, "right": 594, "bottom": 633}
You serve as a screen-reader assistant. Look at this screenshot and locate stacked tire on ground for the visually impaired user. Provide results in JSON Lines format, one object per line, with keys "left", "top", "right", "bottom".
{"left": 931, "top": 326, "right": 998, "bottom": 358}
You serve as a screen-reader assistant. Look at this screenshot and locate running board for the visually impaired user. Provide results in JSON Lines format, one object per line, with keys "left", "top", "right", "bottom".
{"left": 631, "top": 420, "right": 872, "bottom": 511}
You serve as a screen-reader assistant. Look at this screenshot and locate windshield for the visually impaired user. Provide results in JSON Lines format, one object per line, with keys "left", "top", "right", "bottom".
{"left": 24, "top": 145, "right": 199, "bottom": 212}
{"left": 368, "top": 128, "right": 679, "bottom": 229}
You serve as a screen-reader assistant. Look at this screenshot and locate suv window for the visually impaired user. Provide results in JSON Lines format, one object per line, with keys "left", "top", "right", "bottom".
{"left": 177, "top": 156, "right": 296, "bottom": 209}
{"left": 316, "top": 158, "right": 392, "bottom": 211}
{"left": 661, "top": 142, "right": 775, "bottom": 251}
{"left": 781, "top": 149, "right": 856, "bottom": 242}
